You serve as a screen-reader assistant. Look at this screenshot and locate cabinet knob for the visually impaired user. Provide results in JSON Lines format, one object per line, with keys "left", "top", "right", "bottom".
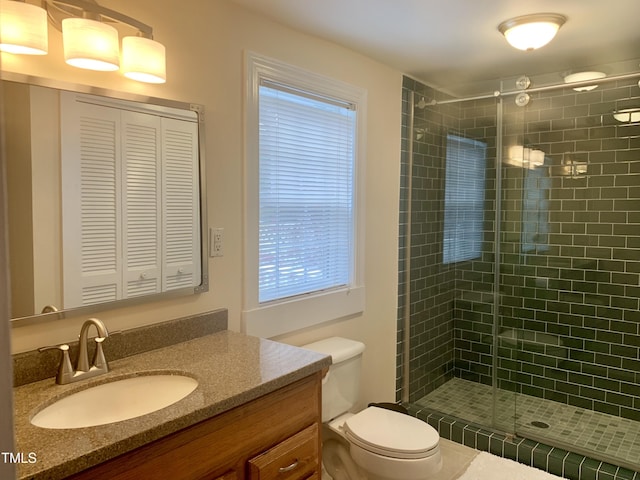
{"left": 140, "top": 272, "right": 148, "bottom": 280}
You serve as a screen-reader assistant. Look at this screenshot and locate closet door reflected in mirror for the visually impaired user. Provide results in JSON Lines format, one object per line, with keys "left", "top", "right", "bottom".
{"left": 4, "top": 77, "right": 207, "bottom": 323}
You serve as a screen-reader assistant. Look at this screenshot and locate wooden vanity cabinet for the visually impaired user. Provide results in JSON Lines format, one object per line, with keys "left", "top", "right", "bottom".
{"left": 69, "top": 372, "right": 322, "bottom": 480}
{"left": 247, "top": 423, "right": 318, "bottom": 480}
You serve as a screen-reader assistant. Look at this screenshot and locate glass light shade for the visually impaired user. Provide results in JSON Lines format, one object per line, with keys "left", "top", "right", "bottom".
{"left": 0, "top": 0, "right": 48, "bottom": 55}
{"left": 563, "top": 71, "right": 606, "bottom": 92}
{"left": 499, "top": 14, "right": 566, "bottom": 51}
{"left": 62, "top": 17, "right": 119, "bottom": 71}
{"left": 121, "top": 36, "right": 166, "bottom": 83}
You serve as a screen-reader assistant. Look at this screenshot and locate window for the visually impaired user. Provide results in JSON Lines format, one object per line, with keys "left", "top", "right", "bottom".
{"left": 443, "top": 134, "right": 486, "bottom": 264}
{"left": 243, "top": 53, "right": 366, "bottom": 338}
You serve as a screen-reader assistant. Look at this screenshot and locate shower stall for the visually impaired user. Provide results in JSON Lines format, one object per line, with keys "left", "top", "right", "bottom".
{"left": 398, "top": 60, "right": 640, "bottom": 476}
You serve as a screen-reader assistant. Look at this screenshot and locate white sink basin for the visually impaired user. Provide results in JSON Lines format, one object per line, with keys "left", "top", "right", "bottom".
{"left": 31, "top": 374, "right": 198, "bottom": 429}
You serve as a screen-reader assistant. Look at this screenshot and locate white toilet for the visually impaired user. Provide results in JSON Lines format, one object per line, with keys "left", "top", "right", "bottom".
{"left": 303, "top": 337, "right": 442, "bottom": 480}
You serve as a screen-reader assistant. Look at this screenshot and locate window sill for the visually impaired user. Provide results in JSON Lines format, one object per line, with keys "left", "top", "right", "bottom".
{"left": 242, "top": 286, "right": 365, "bottom": 338}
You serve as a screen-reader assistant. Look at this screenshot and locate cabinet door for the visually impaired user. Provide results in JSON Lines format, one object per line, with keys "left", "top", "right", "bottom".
{"left": 247, "top": 423, "right": 318, "bottom": 480}
{"left": 60, "top": 92, "right": 201, "bottom": 308}
{"left": 161, "top": 117, "right": 201, "bottom": 291}
{"left": 61, "top": 94, "right": 122, "bottom": 307}
{"left": 121, "top": 110, "right": 162, "bottom": 298}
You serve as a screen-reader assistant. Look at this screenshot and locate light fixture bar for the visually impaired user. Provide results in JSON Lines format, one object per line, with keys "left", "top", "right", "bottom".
{"left": 47, "top": 0, "right": 153, "bottom": 37}
{"left": 43, "top": 0, "right": 167, "bottom": 82}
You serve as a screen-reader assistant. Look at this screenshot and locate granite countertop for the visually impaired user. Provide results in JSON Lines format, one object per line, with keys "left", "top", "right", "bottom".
{"left": 13, "top": 330, "right": 331, "bottom": 480}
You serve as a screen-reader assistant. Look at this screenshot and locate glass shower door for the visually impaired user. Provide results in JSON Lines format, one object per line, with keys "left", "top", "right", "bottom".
{"left": 505, "top": 71, "right": 640, "bottom": 471}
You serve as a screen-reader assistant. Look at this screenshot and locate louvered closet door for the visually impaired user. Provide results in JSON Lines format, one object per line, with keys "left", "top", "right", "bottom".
{"left": 61, "top": 95, "right": 122, "bottom": 308}
{"left": 122, "top": 111, "right": 162, "bottom": 298}
{"left": 161, "top": 118, "right": 201, "bottom": 291}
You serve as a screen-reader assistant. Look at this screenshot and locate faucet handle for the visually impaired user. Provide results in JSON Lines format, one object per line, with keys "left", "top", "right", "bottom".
{"left": 38, "top": 344, "right": 75, "bottom": 384}
{"left": 92, "top": 337, "right": 110, "bottom": 372}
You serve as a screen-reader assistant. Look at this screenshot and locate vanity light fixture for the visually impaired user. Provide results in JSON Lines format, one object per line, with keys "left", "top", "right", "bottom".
{"left": 121, "top": 35, "right": 166, "bottom": 84}
{"left": 498, "top": 13, "right": 566, "bottom": 51}
{"left": 0, "top": 0, "right": 167, "bottom": 83}
{"left": 62, "top": 17, "right": 119, "bottom": 71}
{"left": 0, "top": 0, "right": 48, "bottom": 55}
{"left": 563, "top": 71, "right": 606, "bottom": 92}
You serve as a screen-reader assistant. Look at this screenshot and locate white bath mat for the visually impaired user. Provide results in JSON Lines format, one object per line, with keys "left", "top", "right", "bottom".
{"left": 457, "top": 452, "right": 567, "bottom": 480}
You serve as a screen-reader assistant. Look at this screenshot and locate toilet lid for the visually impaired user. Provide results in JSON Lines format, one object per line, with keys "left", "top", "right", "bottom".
{"left": 344, "top": 407, "right": 439, "bottom": 460}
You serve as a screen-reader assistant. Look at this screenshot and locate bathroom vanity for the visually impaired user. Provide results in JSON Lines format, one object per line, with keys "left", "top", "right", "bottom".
{"left": 68, "top": 375, "right": 321, "bottom": 480}
{"left": 13, "top": 327, "right": 331, "bottom": 480}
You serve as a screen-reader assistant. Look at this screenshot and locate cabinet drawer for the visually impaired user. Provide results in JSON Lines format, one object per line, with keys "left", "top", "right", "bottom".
{"left": 248, "top": 423, "right": 319, "bottom": 480}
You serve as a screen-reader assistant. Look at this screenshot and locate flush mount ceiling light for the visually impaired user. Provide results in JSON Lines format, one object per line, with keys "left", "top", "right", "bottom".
{"left": 498, "top": 13, "right": 566, "bottom": 51}
{"left": 563, "top": 71, "right": 606, "bottom": 92}
{"left": 0, "top": 0, "right": 166, "bottom": 83}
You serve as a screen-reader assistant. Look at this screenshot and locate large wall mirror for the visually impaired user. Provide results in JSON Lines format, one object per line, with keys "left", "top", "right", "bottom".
{"left": 2, "top": 73, "right": 208, "bottom": 326}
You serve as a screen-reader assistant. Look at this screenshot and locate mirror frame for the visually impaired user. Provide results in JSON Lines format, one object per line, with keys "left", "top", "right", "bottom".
{"left": 2, "top": 72, "right": 209, "bottom": 327}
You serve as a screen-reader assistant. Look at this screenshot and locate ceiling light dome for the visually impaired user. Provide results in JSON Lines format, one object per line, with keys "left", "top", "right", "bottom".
{"left": 499, "top": 13, "right": 566, "bottom": 51}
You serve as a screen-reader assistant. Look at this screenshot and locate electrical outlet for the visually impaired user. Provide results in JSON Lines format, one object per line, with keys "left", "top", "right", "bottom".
{"left": 210, "top": 228, "right": 224, "bottom": 257}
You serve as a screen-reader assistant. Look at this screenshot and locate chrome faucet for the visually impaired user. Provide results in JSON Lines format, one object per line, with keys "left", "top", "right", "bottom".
{"left": 39, "top": 318, "right": 110, "bottom": 385}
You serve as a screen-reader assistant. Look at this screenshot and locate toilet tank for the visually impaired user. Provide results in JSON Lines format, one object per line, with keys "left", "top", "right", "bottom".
{"left": 302, "top": 337, "right": 365, "bottom": 422}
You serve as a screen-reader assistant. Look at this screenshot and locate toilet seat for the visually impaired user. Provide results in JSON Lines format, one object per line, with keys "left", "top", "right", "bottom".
{"left": 343, "top": 407, "right": 439, "bottom": 460}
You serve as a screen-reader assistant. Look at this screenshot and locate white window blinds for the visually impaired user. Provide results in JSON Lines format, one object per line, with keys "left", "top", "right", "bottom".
{"left": 258, "top": 80, "right": 356, "bottom": 303}
{"left": 443, "top": 134, "right": 486, "bottom": 264}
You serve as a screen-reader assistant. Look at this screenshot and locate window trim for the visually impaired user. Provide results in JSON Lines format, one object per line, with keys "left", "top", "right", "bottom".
{"left": 243, "top": 52, "right": 366, "bottom": 338}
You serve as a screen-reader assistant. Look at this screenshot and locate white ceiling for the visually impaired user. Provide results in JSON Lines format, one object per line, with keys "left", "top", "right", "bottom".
{"left": 230, "top": 0, "right": 640, "bottom": 96}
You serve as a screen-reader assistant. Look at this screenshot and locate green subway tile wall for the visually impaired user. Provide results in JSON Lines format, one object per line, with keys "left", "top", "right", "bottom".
{"left": 398, "top": 71, "right": 640, "bottom": 473}
{"left": 398, "top": 78, "right": 459, "bottom": 401}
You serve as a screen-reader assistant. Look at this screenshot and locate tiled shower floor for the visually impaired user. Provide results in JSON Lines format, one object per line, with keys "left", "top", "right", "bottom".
{"left": 417, "top": 378, "right": 640, "bottom": 469}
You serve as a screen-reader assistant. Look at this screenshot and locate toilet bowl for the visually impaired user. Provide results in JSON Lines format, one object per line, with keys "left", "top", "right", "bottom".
{"left": 344, "top": 407, "right": 442, "bottom": 480}
{"left": 323, "top": 408, "right": 442, "bottom": 480}
{"left": 302, "top": 337, "right": 442, "bottom": 480}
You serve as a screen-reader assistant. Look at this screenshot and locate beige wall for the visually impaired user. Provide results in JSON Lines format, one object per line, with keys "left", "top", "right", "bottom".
{"left": 4, "top": 1, "right": 402, "bottom": 407}
{"left": 0, "top": 80, "right": 16, "bottom": 479}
